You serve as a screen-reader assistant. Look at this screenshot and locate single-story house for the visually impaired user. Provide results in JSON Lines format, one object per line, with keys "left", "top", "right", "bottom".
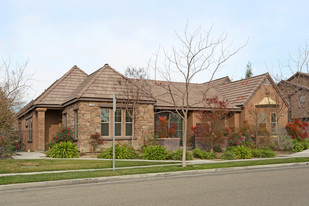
{"left": 17, "top": 64, "right": 289, "bottom": 152}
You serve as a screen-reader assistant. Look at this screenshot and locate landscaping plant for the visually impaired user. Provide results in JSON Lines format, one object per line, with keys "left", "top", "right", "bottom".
{"left": 98, "top": 144, "right": 138, "bottom": 159}
{"left": 49, "top": 141, "right": 79, "bottom": 158}
{"left": 170, "top": 149, "right": 193, "bottom": 160}
{"left": 47, "top": 127, "right": 74, "bottom": 148}
{"left": 141, "top": 145, "right": 169, "bottom": 160}
{"left": 89, "top": 132, "right": 104, "bottom": 152}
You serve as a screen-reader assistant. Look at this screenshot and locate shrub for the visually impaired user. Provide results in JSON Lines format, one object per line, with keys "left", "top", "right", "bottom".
{"left": 252, "top": 148, "right": 275, "bottom": 158}
{"left": 204, "top": 152, "right": 217, "bottom": 159}
{"left": 193, "top": 148, "right": 204, "bottom": 159}
{"left": 170, "top": 149, "right": 193, "bottom": 160}
{"left": 47, "top": 127, "right": 74, "bottom": 148}
{"left": 286, "top": 119, "right": 309, "bottom": 141}
{"left": 142, "top": 145, "right": 169, "bottom": 160}
{"left": 0, "top": 135, "right": 18, "bottom": 156}
{"left": 193, "top": 148, "right": 217, "bottom": 159}
{"left": 277, "top": 129, "right": 293, "bottom": 151}
{"left": 221, "top": 150, "right": 236, "bottom": 160}
{"left": 89, "top": 132, "right": 104, "bottom": 152}
{"left": 49, "top": 141, "right": 79, "bottom": 158}
{"left": 98, "top": 144, "right": 138, "bottom": 159}
{"left": 301, "top": 139, "right": 309, "bottom": 150}
{"left": 233, "top": 145, "right": 252, "bottom": 159}
{"left": 290, "top": 140, "right": 304, "bottom": 152}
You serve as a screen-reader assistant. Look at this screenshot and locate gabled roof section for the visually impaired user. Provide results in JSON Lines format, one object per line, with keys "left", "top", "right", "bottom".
{"left": 64, "top": 64, "right": 155, "bottom": 105}
{"left": 278, "top": 80, "right": 309, "bottom": 92}
{"left": 287, "top": 72, "right": 309, "bottom": 81}
{"left": 217, "top": 73, "right": 288, "bottom": 108}
{"left": 34, "top": 65, "right": 88, "bottom": 105}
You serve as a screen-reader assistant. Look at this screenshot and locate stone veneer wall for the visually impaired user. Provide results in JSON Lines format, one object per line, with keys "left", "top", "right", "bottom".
{"left": 133, "top": 104, "right": 154, "bottom": 150}
{"left": 63, "top": 101, "right": 154, "bottom": 152}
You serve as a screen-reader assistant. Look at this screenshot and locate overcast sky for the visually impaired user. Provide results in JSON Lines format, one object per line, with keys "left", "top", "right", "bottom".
{"left": 1, "top": 0, "right": 309, "bottom": 102}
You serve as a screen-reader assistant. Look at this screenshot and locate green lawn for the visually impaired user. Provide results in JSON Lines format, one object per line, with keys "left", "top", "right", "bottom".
{"left": 0, "top": 157, "right": 309, "bottom": 185}
{"left": 0, "top": 159, "right": 178, "bottom": 174}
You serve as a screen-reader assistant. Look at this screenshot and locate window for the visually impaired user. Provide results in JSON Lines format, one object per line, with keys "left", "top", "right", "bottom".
{"left": 300, "top": 95, "right": 305, "bottom": 105}
{"left": 63, "top": 113, "right": 67, "bottom": 127}
{"left": 258, "top": 113, "right": 267, "bottom": 129}
{"left": 26, "top": 117, "right": 33, "bottom": 142}
{"left": 155, "top": 113, "right": 183, "bottom": 138}
{"left": 74, "top": 110, "right": 78, "bottom": 139}
{"left": 125, "top": 110, "right": 133, "bottom": 136}
{"left": 271, "top": 113, "right": 277, "bottom": 134}
{"left": 101, "top": 109, "right": 110, "bottom": 136}
{"left": 115, "top": 109, "right": 122, "bottom": 136}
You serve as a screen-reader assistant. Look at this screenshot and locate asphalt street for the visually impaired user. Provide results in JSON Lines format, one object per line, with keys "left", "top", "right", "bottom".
{"left": 0, "top": 165, "right": 308, "bottom": 206}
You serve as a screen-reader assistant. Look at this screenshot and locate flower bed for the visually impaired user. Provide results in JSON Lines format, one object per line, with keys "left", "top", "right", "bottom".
{"left": 157, "top": 138, "right": 180, "bottom": 151}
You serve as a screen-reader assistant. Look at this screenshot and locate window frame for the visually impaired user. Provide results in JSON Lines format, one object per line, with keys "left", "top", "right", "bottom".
{"left": 74, "top": 110, "right": 78, "bottom": 139}
{"left": 26, "top": 117, "right": 33, "bottom": 142}
{"left": 258, "top": 113, "right": 267, "bottom": 129}
{"left": 270, "top": 112, "right": 277, "bottom": 134}
{"left": 125, "top": 110, "right": 133, "bottom": 137}
{"left": 115, "top": 109, "right": 122, "bottom": 137}
{"left": 101, "top": 108, "right": 110, "bottom": 137}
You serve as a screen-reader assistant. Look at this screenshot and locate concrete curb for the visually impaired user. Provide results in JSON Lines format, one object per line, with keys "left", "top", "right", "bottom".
{"left": 1, "top": 162, "right": 308, "bottom": 192}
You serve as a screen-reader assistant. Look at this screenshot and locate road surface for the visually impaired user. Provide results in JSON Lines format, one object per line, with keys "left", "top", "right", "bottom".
{"left": 1, "top": 166, "right": 308, "bottom": 206}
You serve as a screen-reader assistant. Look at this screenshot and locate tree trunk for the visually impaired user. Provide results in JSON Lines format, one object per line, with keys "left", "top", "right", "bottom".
{"left": 182, "top": 112, "right": 187, "bottom": 167}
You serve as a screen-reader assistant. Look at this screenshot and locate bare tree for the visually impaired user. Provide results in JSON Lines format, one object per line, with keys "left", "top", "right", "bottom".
{"left": 116, "top": 67, "right": 153, "bottom": 145}
{"left": 276, "top": 43, "right": 309, "bottom": 119}
{"left": 152, "top": 25, "right": 246, "bottom": 167}
{"left": 0, "top": 59, "right": 31, "bottom": 153}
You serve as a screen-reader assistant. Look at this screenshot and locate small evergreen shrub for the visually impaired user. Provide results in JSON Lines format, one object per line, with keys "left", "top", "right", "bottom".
{"left": 170, "top": 149, "right": 193, "bottom": 160}
{"left": 49, "top": 141, "right": 79, "bottom": 158}
{"left": 252, "top": 148, "right": 275, "bottom": 158}
{"left": 221, "top": 150, "right": 236, "bottom": 160}
{"left": 97, "top": 144, "right": 138, "bottom": 159}
{"left": 193, "top": 148, "right": 204, "bottom": 159}
{"left": 141, "top": 145, "right": 169, "bottom": 160}
{"left": 192, "top": 148, "right": 217, "bottom": 159}
{"left": 291, "top": 140, "right": 304, "bottom": 152}
{"left": 301, "top": 139, "right": 309, "bottom": 150}
{"left": 233, "top": 145, "right": 252, "bottom": 159}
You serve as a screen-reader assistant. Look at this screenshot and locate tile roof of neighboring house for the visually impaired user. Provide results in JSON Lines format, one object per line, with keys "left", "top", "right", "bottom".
{"left": 287, "top": 72, "right": 309, "bottom": 81}
{"left": 278, "top": 80, "right": 309, "bottom": 92}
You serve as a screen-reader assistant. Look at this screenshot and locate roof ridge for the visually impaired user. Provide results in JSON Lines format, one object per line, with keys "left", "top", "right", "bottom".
{"left": 228, "top": 73, "right": 269, "bottom": 84}
{"left": 34, "top": 65, "right": 86, "bottom": 104}
{"left": 76, "top": 64, "right": 109, "bottom": 99}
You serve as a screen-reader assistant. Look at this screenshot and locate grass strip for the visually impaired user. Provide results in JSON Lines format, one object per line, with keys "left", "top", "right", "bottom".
{"left": 0, "top": 159, "right": 177, "bottom": 174}
{"left": 1, "top": 157, "right": 308, "bottom": 185}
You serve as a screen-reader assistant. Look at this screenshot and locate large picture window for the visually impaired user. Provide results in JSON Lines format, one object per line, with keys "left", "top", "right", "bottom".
{"left": 155, "top": 112, "right": 183, "bottom": 138}
{"left": 101, "top": 109, "right": 110, "bottom": 136}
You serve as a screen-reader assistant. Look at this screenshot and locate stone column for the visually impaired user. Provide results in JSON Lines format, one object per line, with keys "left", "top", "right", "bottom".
{"left": 36, "top": 108, "right": 47, "bottom": 151}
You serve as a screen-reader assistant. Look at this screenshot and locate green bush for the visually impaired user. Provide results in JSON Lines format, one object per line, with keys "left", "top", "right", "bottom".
{"left": 252, "top": 148, "right": 275, "bottom": 158}
{"left": 170, "top": 149, "right": 193, "bottom": 160}
{"left": 193, "top": 148, "right": 204, "bottom": 159}
{"left": 277, "top": 129, "right": 293, "bottom": 151}
{"left": 49, "top": 141, "right": 79, "bottom": 158}
{"left": 221, "top": 150, "right": 236, "bottom": 160}
{"left": 233, "top": 145, "right": 252, "bottom": 159}
{"left": 47, "top": 127, "right": 75, "bottom": 148}
{"left": 301, "top": 139, "right": 309, "bottom": 150}
{"left": 192, "top": 148, "right": 217, "bottom": 159}
{"left": 142, "top": 145, "right": 169, "bottom": 160}
{"left": 291, "top": 140, "right": 304, "bottom": 152}
{"left": 97, "top": 144, "right": 138, "bottom": 159}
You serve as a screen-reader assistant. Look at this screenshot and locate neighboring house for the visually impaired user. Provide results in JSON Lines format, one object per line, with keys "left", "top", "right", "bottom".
{"left": 278, "top": 72, "right": 309, "bottom": 123}
{"left": 17, "top": 64, "right": 289, "bottom": 152}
